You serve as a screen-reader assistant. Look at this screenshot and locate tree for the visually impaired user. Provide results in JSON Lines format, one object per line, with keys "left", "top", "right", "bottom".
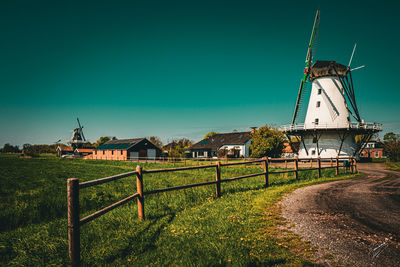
{"left": 2, "top": 143, "right": 20, "bottom": 153}
{"left": 94, "top": 136, "right": 112, "bottom": 148}
{"left": 250, "top": 125, "right": 286, "bottom": 158}
{"left": 148, "top": 136, "right": 163, "bottom": 148}
{"left": 166, "top": 138, "right": 193, "bottom": 158}
{"left": 384, "top": 132, "right": 397, "bottom": 142}
{"left": 23, "top": 144, "right": 32, "bottom": 150}
{"left": 203, "top": 131, "right": 219, "bottom": 139}
{"left": 383, "top": 132, "right": 400, "bottom": 161}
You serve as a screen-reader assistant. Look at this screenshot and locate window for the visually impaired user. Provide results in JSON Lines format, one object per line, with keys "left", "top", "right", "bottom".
{"left": 311, "top": 150, "right": 316, "bottom": 155}
{"left": 102, "top": 151, "right": 105, "bottom": 155}
{"left": 318, "top": 88, "right": 322, "bottom": 95}
{"left": 112, "top": 150, "right": 114, "bottom": 155}
{"left": 314, "top": 118, "right": 319, "bottom": 125}
{"left": 313, "top": 137, "right": 317, "bottom": 143}
{"left": 316, "top": 101, "right": 320, "bottom": 108}
{"left": 375, "top": 152, "right": 379, "bottom": 158}
{"left": 121, "top": 150, "right": 123, "bottom": 155}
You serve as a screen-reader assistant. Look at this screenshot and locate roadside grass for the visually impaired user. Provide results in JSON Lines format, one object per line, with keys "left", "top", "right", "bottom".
{"left": 0, "top": 154, "right": 358, "bottom": 265}
{"left": 386, "top": 161, "right": 400, "bottom": 171}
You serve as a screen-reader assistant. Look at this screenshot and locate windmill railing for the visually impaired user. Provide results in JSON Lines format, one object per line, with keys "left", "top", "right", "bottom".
{"left": 280, "top": 122, "right": 382, "bottom": 132}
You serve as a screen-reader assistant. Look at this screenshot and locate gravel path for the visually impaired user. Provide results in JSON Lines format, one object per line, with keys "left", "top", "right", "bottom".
{"left": 281, "top": 163, "right": 400, "bottom": 266}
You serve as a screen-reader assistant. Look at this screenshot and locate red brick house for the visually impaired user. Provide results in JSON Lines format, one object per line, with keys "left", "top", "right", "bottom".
{"left": 282, "top": 142, "right": 300, "bottom": 158}
{"left": 74, "top": 148, "right": 94, "bottom": 157}
{"left": 359, "top": 139, "right": 384, "bottom": 159}
{"left": 56, "top": 146, "right": 74, "bottom": 157}
{"left": 93, "top": 138, "right": 162, "bottom": 161}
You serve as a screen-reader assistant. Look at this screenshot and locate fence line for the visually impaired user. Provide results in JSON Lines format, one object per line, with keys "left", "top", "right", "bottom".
{"left": 67, "top": 156, "right": 357, "bottom": 265}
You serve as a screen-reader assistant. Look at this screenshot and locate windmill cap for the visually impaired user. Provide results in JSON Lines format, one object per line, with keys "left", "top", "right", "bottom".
{"left": 309, "top": 60, "right": 348, "bottom": 81}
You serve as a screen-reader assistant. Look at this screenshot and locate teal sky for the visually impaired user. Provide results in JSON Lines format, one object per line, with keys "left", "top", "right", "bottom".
{"left": 1, "top": 0, "right": 399, "bottom": 146}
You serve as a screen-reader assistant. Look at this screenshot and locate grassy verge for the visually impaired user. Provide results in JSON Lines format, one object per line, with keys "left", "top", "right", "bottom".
{"left": 0, "top": 154, "right": 359, "bottom": 265}
{"left": 386, "top": 161, "right": 400, "bottom": 171}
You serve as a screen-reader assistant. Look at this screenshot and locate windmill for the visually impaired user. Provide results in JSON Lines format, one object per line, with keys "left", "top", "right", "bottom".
{"left": 67, "top": 118, "right": 90, "bottom": 149}
{"left": 281, "top": 10, "right": 381, "bottom": 159}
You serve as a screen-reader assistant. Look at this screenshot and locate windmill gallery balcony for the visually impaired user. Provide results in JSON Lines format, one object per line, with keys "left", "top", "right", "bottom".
{"left": 280, "top": 122, "right": 382, "bottom": 133}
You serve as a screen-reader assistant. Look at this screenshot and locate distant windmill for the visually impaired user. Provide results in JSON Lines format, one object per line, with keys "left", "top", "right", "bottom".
{"left": 67, "top": 118, "right": 90, "bottom": 149}
{"left": 281, "top": 10, "right": 381, "bottom": 158}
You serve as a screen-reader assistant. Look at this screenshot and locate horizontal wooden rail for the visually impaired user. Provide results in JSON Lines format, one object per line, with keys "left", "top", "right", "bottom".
{"left": 80, "top": 193, "right": 139, "bottom": 226}
{"left": 144, "top": 180, "right": 218, "bottom": 195}
{"left": 143, "top": 164, "right": 215, "bottom": 174}
{"left": 79, "top": 171, "right": 138, "bottom": 189}
{"left": 220, "top": 159, "right": 264, "bottom": 166}
{"left": 269, "top": 169, "right": 295, "bottom": 174}
{"left": 220, "top": 172, "right": 266, "bottom": 182}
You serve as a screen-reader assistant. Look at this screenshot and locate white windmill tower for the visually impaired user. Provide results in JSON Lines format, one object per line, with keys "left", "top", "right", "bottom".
{"left": 281, "top": 10, "right": 381, "bottom": 159}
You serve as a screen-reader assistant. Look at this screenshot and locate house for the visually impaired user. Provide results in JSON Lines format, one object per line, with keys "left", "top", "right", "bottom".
{"left": 93, "top": 138, "right": 162, "bottom": 161}
{"left": 56, "top": 146, "right": 74, "bottom": 157}
{"left": 282, "top": 142, "right": 300, "bottom": 158}
{"left": 359, "top": 139, "right": 384, "bottom": 159}
{"left": 189, "top": 132, "right": 251, "bottom": 158}
{"left": 74, "top": 148, "right": 94, "bottom": 157}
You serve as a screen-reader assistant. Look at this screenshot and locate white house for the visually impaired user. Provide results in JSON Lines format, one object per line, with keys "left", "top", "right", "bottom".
{"left": 189, "top": 132, "right": 252, "bottom": 158}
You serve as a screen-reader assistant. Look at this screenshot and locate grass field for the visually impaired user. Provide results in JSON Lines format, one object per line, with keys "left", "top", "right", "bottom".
{"left": 386, "top": 161, "right": 400, "bottom": 171}
{"left": 0, "top": 154, "right": 358, "bottom": 265}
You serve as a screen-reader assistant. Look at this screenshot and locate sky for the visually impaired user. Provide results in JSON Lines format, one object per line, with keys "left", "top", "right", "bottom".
{"left": 1, "top": 0, "right": 399, "bottom": 147}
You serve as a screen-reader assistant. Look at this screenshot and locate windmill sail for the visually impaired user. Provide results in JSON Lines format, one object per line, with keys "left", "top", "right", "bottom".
{"left": 291, "top": 9, "right": 320, "bottom": 125}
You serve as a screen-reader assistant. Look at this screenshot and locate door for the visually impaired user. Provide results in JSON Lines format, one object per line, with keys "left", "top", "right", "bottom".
{"left": 147, "top": 149, "right": 156, "bottom": 160}
{"left": 130, "top": 152, "right": 139, "bottom": 161}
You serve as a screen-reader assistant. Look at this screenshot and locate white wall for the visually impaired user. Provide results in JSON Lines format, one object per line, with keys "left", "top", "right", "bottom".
{"left": 298, "top": 132, "right": 357, "bottom": 158}
{"left": 305, "top": 76, "right": 350, "bottom": 128}
{"left": 219, "top": 141, "right": 251, "bottom": 158}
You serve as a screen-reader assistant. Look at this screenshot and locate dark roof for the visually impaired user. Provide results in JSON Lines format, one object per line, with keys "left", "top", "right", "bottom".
{"left": 96, "top": 138, "right": 144, "bottom": 150}
{"left": 190, "top": 132, "right": 251, "bottom": 150}
{"left": 309, "top": 60, "right": 348, "bottom": 81}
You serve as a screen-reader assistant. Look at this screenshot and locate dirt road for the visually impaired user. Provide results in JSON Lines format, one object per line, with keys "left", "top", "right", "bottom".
{"left": 281, "top": 163, "right": 400, "bottom": 266}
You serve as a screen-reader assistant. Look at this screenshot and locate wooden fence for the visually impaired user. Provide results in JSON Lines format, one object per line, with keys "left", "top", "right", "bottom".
{"left": 67, "top": 156, "right": 357, "bottom": 265}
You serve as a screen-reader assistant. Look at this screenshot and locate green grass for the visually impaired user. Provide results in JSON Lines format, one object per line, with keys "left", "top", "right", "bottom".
{"left": 386, "top": 161, "right": 400, "bottom": 171}
{"left": 0, "top": 154, "right": 358, "bottom": 265}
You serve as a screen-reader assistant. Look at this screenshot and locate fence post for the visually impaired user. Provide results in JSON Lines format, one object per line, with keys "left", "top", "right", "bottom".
{"left": 294, "top": 156, "right": 299, "bottom": 179}
{"left": 330, "top": 157, "right": 333, "bottom": 167}
{"left": 216, "top": 161, "right": 221, "bottom": 197}
{"left": 136, "top": 166, "right": 145, "bottom": 220}
{"left": 336, "top": 156, "right": 339, "bottom": 176}
{"left": 350, "top": 157, "right": 355, "bottom": 173}
{"left": 284, "top": 160, "right": 287, "bottom": 169}
{"left": 354, "top": 157, "right": 358, "bottom": 173}
{"left": 263, "top": 157, "right": 269, "bottom": 187}
{"left": 67, "top": 178, "right": 80, "bottom": 266}
{"left": 310, "top": 159, "right": 313, "bottom": 168}
{"left": 184, "top": 158, "right": 186, "bottom": 167}
{"left": 317, "top": 156, "right": 321, "bottom": 178}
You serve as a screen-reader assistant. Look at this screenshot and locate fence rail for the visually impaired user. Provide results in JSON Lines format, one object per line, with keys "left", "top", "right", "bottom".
{"left": 67, "top": 156, "right": 357, "bottom": 265}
